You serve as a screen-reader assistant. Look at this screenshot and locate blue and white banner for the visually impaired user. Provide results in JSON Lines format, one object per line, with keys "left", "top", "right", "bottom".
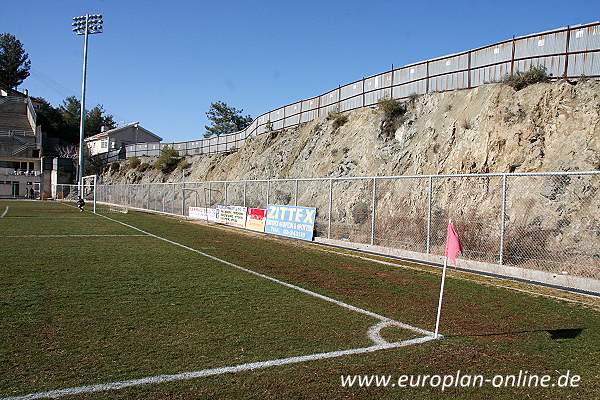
{"left": 265, "top": 205, "right": 317, "bottom": 241}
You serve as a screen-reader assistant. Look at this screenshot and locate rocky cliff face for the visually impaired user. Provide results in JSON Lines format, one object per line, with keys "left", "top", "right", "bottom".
{"left": 99, "top": 81, "right": 600, "bottom": 278}
{"left": 102, "top": 80, "right": 600, "bottom": 185}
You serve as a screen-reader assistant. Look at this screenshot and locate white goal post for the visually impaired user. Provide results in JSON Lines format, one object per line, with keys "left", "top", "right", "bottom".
{"left": 51, "top": 175, "right": 97, "bottom": 214}
{"left": 82, "top": 175, "right": 97, "bottom": 213}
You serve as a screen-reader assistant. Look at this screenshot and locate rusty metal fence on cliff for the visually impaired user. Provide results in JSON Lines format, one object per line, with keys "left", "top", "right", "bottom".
{"left": 93, "top": 22, "right": 600, "bottom": 165}
{"left": 92, "top": 170, "right": 600, "bottom": 283}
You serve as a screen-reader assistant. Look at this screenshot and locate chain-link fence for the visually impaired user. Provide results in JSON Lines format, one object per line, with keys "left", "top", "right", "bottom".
{"left": 96, "top": 171, "right": 600, "bottom": 281}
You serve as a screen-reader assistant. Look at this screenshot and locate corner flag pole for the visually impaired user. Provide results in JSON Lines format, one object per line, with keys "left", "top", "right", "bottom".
{"left": 434, "top": 254, "right": 448, "bottom": 339}
{"left": 434, "top": 218, "right": 462, "bottom": 339}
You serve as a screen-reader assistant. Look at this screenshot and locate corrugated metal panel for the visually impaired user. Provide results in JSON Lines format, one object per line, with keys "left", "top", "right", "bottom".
{"left": 285, "top": 102, "right": 301, "bottom": 118}
{"left": 284, "top": 114, "right": 300, "bottom": 127}
{"left": 471, "top": 42, "right": 513, "bottom": 68}
{"left": 319, "top": 103, "right": 339, "bottom": 117}
{"left": 513, "top": 55, "right": 565, "bottom": 77}
{"left": 363, "top": 72, "right": 392, "bottom": 106}
{"left": 428, "top": 54, "right": 468, "bottom": 75}
{"left": 339, "top": 81, "right": 363, "bottom": 111}
{"left": 392, "top": 81, "right": 421, "bottom": 99}
{"left": 340, "top": 81, "right": 362, "bottom": 100}
{"left": 568, "top": 52, "right": 600, "bottom": 77}
{"left": 470, "top": 62, "right": 511, "bottom": 86}
{"left": 364, "top": 87, "right": 391, "bottom": 106}
{"left": 270, "top": 107, "right": 284, "bottom": 130}
{"left": 300, "top": 98, "right": 318, "bottom": 123}
{"left": 514, "top": 31, "right": 567, "bottom": 59}
{"left": 394, "top": 64, "right": 427, "bottom": 84}
{"left": 569, "top": 25, "right": 600, "bottom": 52}
{"left": 470, "top": 41, "right": 513, "bottom": 85}
{"left": 364, "top": 72, "right": 392, "bottom": 91}
{"left": 428, "top": 54, "right": 469, "bottom": 91}
{"left": 317, "top": 88, "right": 340, "bottom": 117}
{"left": 429, "top": 71, "right": 469, "bottom": 92}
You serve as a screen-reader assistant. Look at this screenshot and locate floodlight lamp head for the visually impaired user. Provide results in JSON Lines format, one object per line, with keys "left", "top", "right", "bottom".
{"left": 72, "top": 13, "right": 104, "bottom": 35}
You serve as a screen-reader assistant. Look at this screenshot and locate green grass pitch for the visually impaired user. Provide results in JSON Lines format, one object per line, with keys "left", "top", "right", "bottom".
{"left": 1, "top": 200, "right": 599, "bottom": 399}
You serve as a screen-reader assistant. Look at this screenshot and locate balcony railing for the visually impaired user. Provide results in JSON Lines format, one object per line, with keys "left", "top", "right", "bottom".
{"left": 0, "top": 168, "right": 41, "bottom": 177}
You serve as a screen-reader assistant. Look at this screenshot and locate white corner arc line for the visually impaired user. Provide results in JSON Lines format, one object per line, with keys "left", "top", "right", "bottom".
{"left": 368, "top": 321, "right": 442, "bottom": 346}
{"left": 1, "top": 336, "right": 435, "bottom": 400}
{"left": 0, "top": 206, "right": 8, "bottom": 218}
{"left": 96, "top": 212, "right": 433, "bottom": 332}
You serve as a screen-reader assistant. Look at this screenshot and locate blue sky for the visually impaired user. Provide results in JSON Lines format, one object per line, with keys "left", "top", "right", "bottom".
{"left": 1, "top": 0, "right": 598, "bottom": 141}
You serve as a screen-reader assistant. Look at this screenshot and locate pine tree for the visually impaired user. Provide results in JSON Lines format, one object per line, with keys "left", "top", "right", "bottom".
{"left": 0, "top": 33, "right": 31, "bottom": 89}
{"left": 204, "top": 101, "right": 253, "bottom": 138}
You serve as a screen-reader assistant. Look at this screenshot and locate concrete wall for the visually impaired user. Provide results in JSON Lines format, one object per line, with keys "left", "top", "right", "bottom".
{"left": 0, "top": 174, "right": 41, "bottom": 198}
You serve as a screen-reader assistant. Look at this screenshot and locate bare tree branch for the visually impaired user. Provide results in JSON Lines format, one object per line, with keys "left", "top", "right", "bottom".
{"left": 55, "top": 144, "right": 78, "bottom": 160}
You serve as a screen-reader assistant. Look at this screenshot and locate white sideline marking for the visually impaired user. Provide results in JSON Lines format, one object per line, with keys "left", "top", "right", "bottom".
{"left": 1, "top": 336, "right": 435, "bottom": 400}
{"left": 96, "top": 212, "right": 434, "bottom": 336}
{"left": 4, "top": 234, "right": 147, "bottom": 238}
{"left": 0, "top": 206, "right": 8, "bottom": 218}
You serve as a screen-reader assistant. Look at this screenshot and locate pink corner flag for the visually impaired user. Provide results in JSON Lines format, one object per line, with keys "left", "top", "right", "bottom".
{"left": 444, "top": 222, "right": 462, "bottom": 266}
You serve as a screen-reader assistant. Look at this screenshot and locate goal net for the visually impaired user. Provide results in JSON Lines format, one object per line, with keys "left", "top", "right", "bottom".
{"left": 52, "top": 175, "right": 97, "bottom": 213}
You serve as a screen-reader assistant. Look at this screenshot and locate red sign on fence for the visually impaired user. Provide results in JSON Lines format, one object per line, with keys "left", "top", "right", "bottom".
{"left": 246, "top": 208, "right": 266, "bottom": 232}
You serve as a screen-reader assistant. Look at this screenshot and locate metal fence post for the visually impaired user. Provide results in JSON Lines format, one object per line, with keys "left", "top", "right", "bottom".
{"left": 294, "top": 179, "right": 299, "bottom": 206}
{"left": 266, "top": 179, "right": 270, "bottom": 206}
{"left": 563, "top": 26, "right": 571, "bottom": 80}
{"left": 209, "top": 181, "right": 212, "bottom": 207}
{"left": 499, "top": 174, "right": 508, "bottom": 265}
{"left": 467, "top": 51, "right": 472, "bottom": 88}
{"left": 370, "top": 178, "right": 376, "bottom": 245}
{"left": 362, "top": 76, "right": 366, "bottom": 107}
{"left": 328, "top": 178, "right": 333, "bottom": 239}
{"left": 426, "top": 176, "right": 433, "bottom": 253}
{"left": 425, "top": 61, "right": 430, "bottom": 93}
{"left": 171, "top": 183, "right": 175, "bottom": 214}
{"left": 181, "top": 183, "right": 185, "bottom": 216}
{"left": 224, "top": 182, "right": 228, "bottom": 205}
{"left": 243, "top": 181, "right": 247, "bottom": 207}
{"left": 146, "top": 184, "right": 150, "bottom": 210}
{"left": 510, "top": 35, "right": 516, "bottom": 76}
{"left": 389, "top": 64, "right": 394, "bottom": 99}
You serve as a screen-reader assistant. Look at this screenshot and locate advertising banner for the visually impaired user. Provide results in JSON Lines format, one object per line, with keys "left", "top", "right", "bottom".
{"left": 216, "top": 205, "right": 247, "bottom": 228}
{"left": 246, "top": 208, "right": 266, "bottom": 232}
{"left": 189, "top": 207, "right": 218, "bottom": 222}
{"left": 265, "top": 205, "right": 316, "bottom": 241}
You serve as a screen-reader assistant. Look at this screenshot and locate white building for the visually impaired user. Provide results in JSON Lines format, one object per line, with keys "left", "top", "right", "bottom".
{"left": 85, "top": 122, "right": 161, "bottom": 156}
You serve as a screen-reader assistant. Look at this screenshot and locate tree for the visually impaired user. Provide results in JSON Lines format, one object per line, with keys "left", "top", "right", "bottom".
{"left": 58, "top": 96, "right": 116, "bottom": 139}
{"left": 33, "top": 97, "right": 70, "bottom": 140}
{"left": 204, "top": 101, "right": 252, "bottom": 138}
{"left": 86, "top": 105, "right": 116, "bottom": 135}
{"left": 58, "top": 96, "right": 82, "bottom": 141}
{"left": 0, "top": 33, "right": 31, "bottom": 89}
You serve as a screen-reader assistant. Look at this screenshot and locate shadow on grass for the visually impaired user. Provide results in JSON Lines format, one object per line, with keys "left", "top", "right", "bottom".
{"left": 446, "top": 327, "right": 584, "bottom": 340}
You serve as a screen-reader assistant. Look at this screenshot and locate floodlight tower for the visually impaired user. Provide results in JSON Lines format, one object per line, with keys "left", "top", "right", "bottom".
{"left": 72, "top": 14, "right": 103, "bottom": 191}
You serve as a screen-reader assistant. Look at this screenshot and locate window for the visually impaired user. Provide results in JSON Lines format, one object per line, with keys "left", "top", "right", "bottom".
{"left": 100, "top": 139, "right": 108, "bottom": 149}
